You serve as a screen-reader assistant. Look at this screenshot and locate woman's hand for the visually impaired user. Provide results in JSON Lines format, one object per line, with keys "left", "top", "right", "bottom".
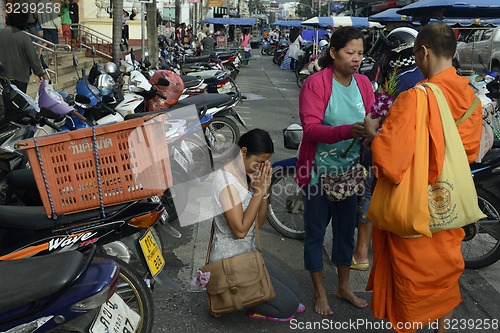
{"left": 351, "top": 122, "right": 367, "bottom": 139}
{"left": 364, "top": 113, "right": 382, "bottom": 142}
{"left": 249, "top": 160, "right": 272, "bottom": 197}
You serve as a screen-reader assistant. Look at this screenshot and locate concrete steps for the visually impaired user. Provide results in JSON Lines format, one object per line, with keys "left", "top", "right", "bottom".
{"left": 27, "top": 50, "right": 95, "bottom": 98}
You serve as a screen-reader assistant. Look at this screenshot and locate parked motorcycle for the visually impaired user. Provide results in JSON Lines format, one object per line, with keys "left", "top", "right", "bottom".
{"left": 0, "top": 247, "right": 123, "bottom": 333}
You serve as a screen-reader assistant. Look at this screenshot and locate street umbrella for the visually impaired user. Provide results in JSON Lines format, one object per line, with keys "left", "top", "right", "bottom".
{"left": 396, "top": 0, "right": 500, "bottom": 19}
{"left": 369, "top": 8, "right": 413, "bottom": 24}
{"left": 272, "top": 20, "right": 305, "bottom": 27}
{"left": 442, "top": 17, "right": 500, "bottom": 27}
{"left": 301, "top": 16, "right": 383, "bottom": 29}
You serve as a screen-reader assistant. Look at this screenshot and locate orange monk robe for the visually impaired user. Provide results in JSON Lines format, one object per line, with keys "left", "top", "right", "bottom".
{"left": 366, "top": 67, "right": 482, "bottom": 333}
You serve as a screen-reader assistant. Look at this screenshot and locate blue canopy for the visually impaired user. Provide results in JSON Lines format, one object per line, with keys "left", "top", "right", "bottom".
{"left": 369, "top": 8, "right": 413, "bottom": 24}
{"left": 443, "top": 17, "right": 500, "bottom": 27}
{"left": 200, "top": 18, "right": 256, "bottom": 26}
{"left": 302, "top": 16, "right": 383, "bottom": 28}
{"left": 396, "top": 0, "right": 500, "bottom": 19}
{"left": 272, "top": 20, "right": 304, "bottom": 27}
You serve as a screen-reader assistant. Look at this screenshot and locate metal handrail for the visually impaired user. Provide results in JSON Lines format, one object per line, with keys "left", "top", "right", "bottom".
{"left": 25, "top": 31, "right": 71, "bottom": 83}
{"left": 71, "top": 23, "right": 121, "bottom": 61}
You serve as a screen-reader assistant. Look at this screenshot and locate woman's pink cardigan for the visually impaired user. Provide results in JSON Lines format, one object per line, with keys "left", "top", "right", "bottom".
{"left": 296, "top": 66, "right": 375, "bottom": 188}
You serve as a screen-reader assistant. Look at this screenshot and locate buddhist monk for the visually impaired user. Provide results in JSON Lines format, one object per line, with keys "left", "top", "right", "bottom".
{"left": 363, "top": 22, "right": 482, "bottom": 333}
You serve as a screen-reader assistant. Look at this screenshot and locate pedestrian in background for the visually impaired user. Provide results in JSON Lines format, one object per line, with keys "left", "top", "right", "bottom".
{"left": 288, "top": 27, "right": 303, "bottom": 70}
{"left": 69, "top": 0, "right": 79, "bottom": 49}
{"left": 0, "top": 12, "right": 46, "bottom": 94}
{"left": 201, "top": 30, "right": 216, "bottom": 58}
{"left": 37, "top": 0, "right": 61, "bottom": 66}
{"left": 297, "top": 26, "right": 375, "bottom": 316}
{"left": 60, "top": 0, "right": 72, "bottom": 46}
{"left": 240, "top": 28, "right": 252, "bottom": 66}
{"left": 364, "top": 22, "right": 482, "bottom": 333}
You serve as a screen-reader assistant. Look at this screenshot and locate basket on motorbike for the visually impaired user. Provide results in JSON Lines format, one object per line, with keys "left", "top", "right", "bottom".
{"left": 18, "top": 114, "right": 172, "bottom": 218}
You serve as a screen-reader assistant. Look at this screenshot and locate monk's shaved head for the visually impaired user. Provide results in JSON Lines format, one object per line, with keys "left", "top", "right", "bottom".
{"left": 415, "top": 22, "right": 456, "bottom": 60}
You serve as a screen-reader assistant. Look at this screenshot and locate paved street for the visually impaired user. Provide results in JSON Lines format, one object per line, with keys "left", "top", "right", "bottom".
{"left": 151, "top": 51, "right": 500, "bottom": 332}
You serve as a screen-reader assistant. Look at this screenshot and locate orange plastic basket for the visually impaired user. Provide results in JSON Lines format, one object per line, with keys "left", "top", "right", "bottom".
{"left": 18, "top": 115, "right": 172, "bottom": 218}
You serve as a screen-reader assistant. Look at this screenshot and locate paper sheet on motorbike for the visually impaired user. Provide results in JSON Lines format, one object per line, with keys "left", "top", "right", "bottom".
{"left": 139, "top": 229, "right": 165, "bottom": 276}
{"left": 90, "top": 294, "right": 140, "bottom": 333}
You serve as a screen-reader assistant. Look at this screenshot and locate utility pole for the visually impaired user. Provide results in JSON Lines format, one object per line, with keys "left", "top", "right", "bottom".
{"left": 146, "top": 0, "right": 159, "bottom": 68}
{"left": 175, "top": 0, "right": 181, "bottom": 25}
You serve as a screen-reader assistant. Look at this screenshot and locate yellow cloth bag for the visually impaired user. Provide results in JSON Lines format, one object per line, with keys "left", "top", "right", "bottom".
{"left": 366, "top": 87, "right": 432, "bottom": 238}
{"left": 422, "top": 83, "right": 486, "bottom": 232}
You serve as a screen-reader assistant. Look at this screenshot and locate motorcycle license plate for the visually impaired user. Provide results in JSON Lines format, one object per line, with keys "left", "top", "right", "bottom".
{"left": 139, "top": 229, "right": 165, "bottom": 277}
{"left": 217, "top": 84, "right": 232, "bottom": 94}
{"left": 173, "top": 147, "right": 189, "bottom": 173}
{"left": 205, "top": 127, "right": 216, "bottom": 148}
{"left": 90, "top": 294, "right": 140, "bottom": 333}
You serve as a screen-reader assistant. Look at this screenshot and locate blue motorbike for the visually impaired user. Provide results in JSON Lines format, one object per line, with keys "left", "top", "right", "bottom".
{"left": 0, "top": 247, "right": 121, "bottom": 332}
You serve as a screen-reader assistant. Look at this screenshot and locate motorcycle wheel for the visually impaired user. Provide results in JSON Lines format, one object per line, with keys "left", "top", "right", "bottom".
{"left": 96, "top": 255, "right": 155, "bottom": 333}
{"left": 267, "top": 167, "right": 305, "bottom": 239}
{"left": 268, "top": 48, "right": 276, "bottom": 56}
{"left": 260, "top": 48, "right": 267, "bottom": 56}
{"left": 207, "top": 116, "right": 240, "bottom": 162}
{"left": 183, "top": 136, "right": 213, "bottom": 181}
{"left": 297, "top": 74, "right": 308, "bottom": 88}
{"left": 224, "top": 76, "right": 241, "bottom": 102}
{"left": 273, "top": 52, "right": 280, "bottom": 65}
{"left": 461, "top": 188, "right": 500, "bottom": 269}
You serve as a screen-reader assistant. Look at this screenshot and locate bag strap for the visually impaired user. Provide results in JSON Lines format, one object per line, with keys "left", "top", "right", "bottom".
{"left": 205, "top": 219, "right": 263, "bottom": 265}
{"left": 204, "top": 174, "right": 264, "bottom": 265}
{"left": 455, "top": 96, "right": 480, "bottom": 126}
{"left": 419, "top": 83, "right": 480, "bottom": 126}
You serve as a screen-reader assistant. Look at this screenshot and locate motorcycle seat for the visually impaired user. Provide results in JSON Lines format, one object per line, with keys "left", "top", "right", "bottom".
{"left": 184, "top": 55, "right": 211, "bottom": 64}
{"left": 0, "top": 251, "right": 84, "bottom": 313}
{"left": 183, "top": 78, "right": 203, "bottom": 89}
{"left": 217, "top": 53, "right": 234, "bottom": 60}
{"left": 173, "top": 93, "right": 233, "bottom": 110}
{"left": 0, "top": 201, "right": 131, "bottom": 230}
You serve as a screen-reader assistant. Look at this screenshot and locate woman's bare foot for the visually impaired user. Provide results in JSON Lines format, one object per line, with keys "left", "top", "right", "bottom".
{"left": 336, "top": 289, "right": 368, "bottom": 309}
{"left": 314, "top": 294, "right": 334, "bottom": 316}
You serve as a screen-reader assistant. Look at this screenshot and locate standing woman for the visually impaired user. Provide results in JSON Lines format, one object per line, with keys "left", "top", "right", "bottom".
{"left": 296, "top": 26, "right": 375, "bottom": 316}
{"left": 288, "top": 27, "right": 303, "bottom": 70}
{"left": 240, "top": 28, "right": 252, "bottom": 66}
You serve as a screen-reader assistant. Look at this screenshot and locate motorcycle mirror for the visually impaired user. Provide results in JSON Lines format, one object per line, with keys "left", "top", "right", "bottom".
{"left": 73, "top": 54, "right": 79, "bottom": 67}
{"left": 130, "top": 48, "right": 135, "bottom": 63}
{"left": 157, "top": 78, "right": 170, "bottom": 86}
{"left": 75, "top": 94, "right": 91, "bottom": 104}
{"left": 40, "top": 55, "right": 49, "bottom": 70}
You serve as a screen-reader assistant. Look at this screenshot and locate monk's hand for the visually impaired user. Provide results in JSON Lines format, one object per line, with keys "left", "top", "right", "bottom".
{"left": 351, "top": 122, "right": 366, "bottom": 139}
{"left": 364, "top": 113, "right": 381, "bottom": 143}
